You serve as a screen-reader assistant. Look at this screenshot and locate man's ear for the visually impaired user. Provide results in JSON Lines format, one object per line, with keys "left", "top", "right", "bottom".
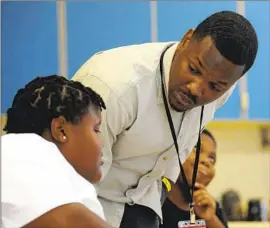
{"left": 179, "top": 28, "right": 195, "bottom": 49}
{"left": 50, "top": 116, "right": 68, "bottom": 143}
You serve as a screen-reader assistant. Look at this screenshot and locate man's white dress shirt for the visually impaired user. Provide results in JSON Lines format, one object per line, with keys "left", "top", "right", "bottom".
{"left": 72, "top": 42, "right": 235, "bottom": 227}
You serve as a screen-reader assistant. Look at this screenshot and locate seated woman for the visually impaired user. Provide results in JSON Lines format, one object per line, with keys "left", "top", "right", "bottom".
{"left": 2, "top": 75, "right": 110, "bottom": 228}
{"left": 161, "top": 129, "right": 228, "bottom": 228}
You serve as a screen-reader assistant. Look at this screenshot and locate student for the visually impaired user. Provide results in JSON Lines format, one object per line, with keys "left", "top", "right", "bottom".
{"left": 1, "top": 75, "right": 110, "bottom": 228}
{"left": 161, "top": 130, "right": 228, "bottom": 228}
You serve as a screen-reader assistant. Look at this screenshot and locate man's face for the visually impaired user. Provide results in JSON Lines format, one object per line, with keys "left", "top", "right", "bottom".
{"left": 168, "top": 30, "right": 245, "bottom": 112}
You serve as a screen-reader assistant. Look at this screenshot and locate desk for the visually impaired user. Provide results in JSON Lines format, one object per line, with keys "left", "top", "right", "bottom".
{"left": 229, "top": 222, "right": 270, "bottom": 228}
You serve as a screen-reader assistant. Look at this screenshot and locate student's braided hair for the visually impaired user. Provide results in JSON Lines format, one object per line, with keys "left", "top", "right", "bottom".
{"left": 4, "top": 75, "right": 106, "bottom": 135}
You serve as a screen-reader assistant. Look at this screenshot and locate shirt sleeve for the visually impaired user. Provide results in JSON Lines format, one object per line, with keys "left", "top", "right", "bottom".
{"left": 163, "top": 132, "right": 199, "bottom": 183}
{"left": 2, "top": 159, "right": 84, "bottom": 228}
{"left": 72, "top": 73, "right": 134, "bottom": 181}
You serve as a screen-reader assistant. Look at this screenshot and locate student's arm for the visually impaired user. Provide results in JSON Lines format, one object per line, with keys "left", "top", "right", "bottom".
{"left": 193, "top": 183, "right": 227, "bottom": 228}
{"left": 207, "top": 202, "right": 229, "bottom": 228}
{"left": 23, "top": 203, "right": 110, "bottom": 228}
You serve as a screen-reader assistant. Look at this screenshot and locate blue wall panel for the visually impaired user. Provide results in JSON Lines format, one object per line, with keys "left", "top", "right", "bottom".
{"left": 1, "top": 1, "right": 58, "bottom": 113}
{"left": 1, "top": 1, "right": 269, "bottom": 119}
{"left": 67, "top": 2, "right": 151, "bottom": 77}
{"left": 157, "top": 1, "right": 236, "bottom": 42}
{"left": 246, "top": 1, "right": 270, "bottom": 119}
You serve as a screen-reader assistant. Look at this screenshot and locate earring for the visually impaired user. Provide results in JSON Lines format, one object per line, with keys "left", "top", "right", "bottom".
{"left": 63, "top": 135, "right": 67, "bottom": 141}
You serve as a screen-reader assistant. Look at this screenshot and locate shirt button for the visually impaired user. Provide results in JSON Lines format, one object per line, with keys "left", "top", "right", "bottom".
{"left": 163, "top": 156, "right": 168, "bottom": 161}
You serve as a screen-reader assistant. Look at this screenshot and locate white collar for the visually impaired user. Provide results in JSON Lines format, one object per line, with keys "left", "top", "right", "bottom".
{"left": 157, "top": 43, "right": 178, "bottom": 104}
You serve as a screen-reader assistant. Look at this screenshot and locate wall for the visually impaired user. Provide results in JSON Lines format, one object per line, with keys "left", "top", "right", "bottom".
{"left": 1, "top": 1, "right": 58, "bottom": 113}
{"left": 67, "top": 2, "right": 151, "bottom": 76}
{"left": 1, "top": 1, "right": 269, "bottom": 120}
{"left": 245, "top": 2, "right": 270, "bottom": 119}
{"left": 207, "top": 122, "right": 270, "bottom": 203}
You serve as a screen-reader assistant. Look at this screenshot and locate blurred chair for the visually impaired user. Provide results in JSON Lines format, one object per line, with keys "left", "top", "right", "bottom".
{"left": 221, "top": 189, "right": 243, "bottom": 221}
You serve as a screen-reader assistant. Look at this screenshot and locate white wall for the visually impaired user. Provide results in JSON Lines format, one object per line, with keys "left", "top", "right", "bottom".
{"left": 207, "top": 122, "right": 270, "bottom": 203}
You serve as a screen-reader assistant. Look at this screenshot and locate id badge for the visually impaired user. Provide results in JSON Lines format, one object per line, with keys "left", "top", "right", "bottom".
{"left": 178, "top": 219, "right": 206, "bottom": 228}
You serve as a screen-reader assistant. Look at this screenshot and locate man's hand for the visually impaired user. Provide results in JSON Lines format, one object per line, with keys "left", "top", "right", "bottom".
{"left": 193, "top": 183, "right": 216, "bottom": 221}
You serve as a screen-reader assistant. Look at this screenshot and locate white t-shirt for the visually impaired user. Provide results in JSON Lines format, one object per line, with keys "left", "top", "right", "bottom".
{"left": 1, "top": 133, "right": 105, "bottom": 228}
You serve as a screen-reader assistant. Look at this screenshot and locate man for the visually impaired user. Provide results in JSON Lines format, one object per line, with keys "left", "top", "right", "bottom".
{"left": 72, "top": 11, "right": 258, "bottom": 228}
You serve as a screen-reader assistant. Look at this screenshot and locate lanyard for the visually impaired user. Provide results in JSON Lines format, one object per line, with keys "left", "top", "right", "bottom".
{"left": 159, "top": 44, "right": 204, "bottom": 224}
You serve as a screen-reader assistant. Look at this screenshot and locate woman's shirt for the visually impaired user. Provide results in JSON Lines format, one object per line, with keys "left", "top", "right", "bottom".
{"left": 1, "top": 133, "right": 105, "bottom": 228}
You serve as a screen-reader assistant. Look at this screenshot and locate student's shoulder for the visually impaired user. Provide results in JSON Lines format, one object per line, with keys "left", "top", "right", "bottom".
{"left": 1, "top": 134, "right": 106, "bottom": 227}
{"left": 2, "top": 133, "right": 66, "bottom": 165}
{"left": 2, "top": 133, "right": 77, "bottom": 185}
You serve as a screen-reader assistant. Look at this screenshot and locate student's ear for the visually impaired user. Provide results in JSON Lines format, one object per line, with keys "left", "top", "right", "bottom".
{"left": 50, "top": 116, "right": 69, "bottom": 143}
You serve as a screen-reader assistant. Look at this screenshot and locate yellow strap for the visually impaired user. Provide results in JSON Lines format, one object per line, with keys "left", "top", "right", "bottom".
{"left": 162, "top": 177, "right": 172, "bottom": 192}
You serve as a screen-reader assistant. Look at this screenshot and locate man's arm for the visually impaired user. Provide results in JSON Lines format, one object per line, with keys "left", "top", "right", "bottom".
{"left": 23, "top": 203, "right": 110, "bottom": 228}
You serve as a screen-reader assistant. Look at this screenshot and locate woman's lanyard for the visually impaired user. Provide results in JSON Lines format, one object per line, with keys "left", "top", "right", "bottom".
{"left": 159, "top": 44, "right": 205, "bottom": 224}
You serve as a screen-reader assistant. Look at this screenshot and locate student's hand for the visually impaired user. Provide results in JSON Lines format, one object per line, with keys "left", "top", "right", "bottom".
{"left": 193, "top": 182, "right": 216, "bottom": 221}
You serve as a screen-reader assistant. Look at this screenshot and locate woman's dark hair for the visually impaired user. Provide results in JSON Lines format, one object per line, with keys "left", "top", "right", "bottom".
{"left": 4, "top": 75, "right": 106, "bottom": 135}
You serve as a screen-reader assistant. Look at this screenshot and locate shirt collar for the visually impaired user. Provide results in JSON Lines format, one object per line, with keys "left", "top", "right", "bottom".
{"left": 157, "top": 43, "right": 178, "bottom": 104}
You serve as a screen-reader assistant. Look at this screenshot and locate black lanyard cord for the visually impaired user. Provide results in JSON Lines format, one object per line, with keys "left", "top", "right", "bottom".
{"left": 160, "top": 44, "right": 204, "bottom": 211}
